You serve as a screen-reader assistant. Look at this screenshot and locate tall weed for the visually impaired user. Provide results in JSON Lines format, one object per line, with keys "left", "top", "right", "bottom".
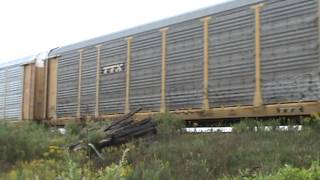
{"left": 0, "top": 122, "right": 51, "bottom": 170}
{"left": 154, "top": 113, "right": 185, "bottom": 137}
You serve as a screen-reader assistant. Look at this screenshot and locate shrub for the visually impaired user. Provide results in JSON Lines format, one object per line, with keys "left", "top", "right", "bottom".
{"left": 1, "top": 117, "right": 320, "bottom": 179}
{"left": 88, "top": 130, "right": 105, "bottom": 145}
{"left": 98, "top": 148, "right": 133, "bottom": 180}
{"left": 2, "top": 156, "right": 90, "bottom": 180}
{"left": 303, "top": 113, "right": 320, "bottom": 132}
{"left": 265, "top": 119, "right": 281, "bottom": 131}
{"left": 128, "top": 159, "right": 172, "bottom": 180}
{"left": 154, "top": 113, "right": 185, "bottom": 136}
{"left": 221, "top": 161, "right": 320, "bottom": 180}
{"left": 1, "top": 147, "right": 133, "bottom": 180}
{"left": 232, "top": 119, "right": 258, "bottom": 133}
{"left": 0, "top": 122, "right": 51, "bottom": 170}
{"left": 65, "top": 121, "right": 82, "bottom": 136}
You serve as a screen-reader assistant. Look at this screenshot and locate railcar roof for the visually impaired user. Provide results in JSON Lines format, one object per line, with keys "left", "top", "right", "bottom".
{"left": 0, "top": 56, "right": 34, "bottom": 70}
{"left": 49, "top": 0, "right": 263, "bottom": 57}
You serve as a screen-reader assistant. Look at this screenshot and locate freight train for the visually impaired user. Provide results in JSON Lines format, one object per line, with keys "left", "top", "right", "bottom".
{"left": 0, "top": 0, "right": 320, "bottom": 123}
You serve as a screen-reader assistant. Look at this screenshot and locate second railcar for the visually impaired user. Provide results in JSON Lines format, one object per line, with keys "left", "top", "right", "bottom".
{"left": 45, "top": 0, "right": 320, "bottom": 121}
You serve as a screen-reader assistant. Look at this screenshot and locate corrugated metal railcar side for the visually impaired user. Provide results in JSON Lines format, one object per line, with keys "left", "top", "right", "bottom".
{"left": 49, "top": 0, "right": 320, "bottom": 121}
{"left": 0, "top": 64, "right": 24, "bottom": 120}
{"left": 80, "top": 47, "right": 97, "bottom": 115}
{"left": 130, "top": 30, "right": 162, "bottom": 112}
{"left": 5, "top": 65, "right": 23, "bottom": 120}
{"left": 261, "top": 0, "right": 320, "bottom": 103}
{"left": 99, "top": 39, "right": 127, "bottom": 114}
{"left": 56, "top": 51, "right": 79, "bottom": 117}
{"left": 166, "top": 19, "right": 204, "bottom": 110}
{"left": 0, "top": 69, "right": 5, "bottom": 119}
{"left": 208, "top": 5, "right": 255, "bottom": 107}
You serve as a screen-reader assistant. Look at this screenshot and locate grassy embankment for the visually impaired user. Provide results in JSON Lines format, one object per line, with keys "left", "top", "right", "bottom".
{"left": 0, "top": 114, "right": 320, "bottom": 179}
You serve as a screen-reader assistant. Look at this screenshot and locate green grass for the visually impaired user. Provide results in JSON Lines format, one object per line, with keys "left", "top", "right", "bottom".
{"left": 0, "top": 122, "right": 51, "bottom": 171}
{"left": 125, "top": 130, "right": 320, "bottom": 179}
{"left": 220, "top": 162, "right": 320, "bottom": 180}
{"left": 0, "top": 114, "right": 320, "bottom": 179}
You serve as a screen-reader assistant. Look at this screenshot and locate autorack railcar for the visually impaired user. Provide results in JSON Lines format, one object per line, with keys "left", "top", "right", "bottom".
{"left": 1, "top": 0, "right": 320, "bottom": 123}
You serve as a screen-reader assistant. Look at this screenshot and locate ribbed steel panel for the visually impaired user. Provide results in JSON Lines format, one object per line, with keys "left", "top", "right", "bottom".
{"left": 166, "top": 19, "right": 204, "bottom": 110}
{"left": 57, "top": 51, "right": 79, "bottom": 117}
{"left": 0, "top": 65, "right": 23, "bottom": 120}
{"left": 261, "top": 0, "right": 319, "bottom": 103}
{"left": 49, "top": 0, "right": 263, "bottom": 56}
{"left": 99, "top": 39, "right": 126, "bottom": 114}
{"left": 54, "top": 0, "right": 320, "bottom": 116}
{"left": 80, "top": 47, "right": 97, "bottom": 115}
{"left": 0, "top": 69, "right": 4, "bottom": 119}
{"left": 5, "top": 66, "right": 23, "bottom": 120}
{"left": 208, "top": 6, "right": 255, "bottom": 107}
{"left": 130, "top": 30, "right": 162, "bottom": 112}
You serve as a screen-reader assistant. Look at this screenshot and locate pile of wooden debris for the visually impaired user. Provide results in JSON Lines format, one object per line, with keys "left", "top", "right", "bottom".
{"left": 68, "top": 108, "right": 157, "bottom": 159}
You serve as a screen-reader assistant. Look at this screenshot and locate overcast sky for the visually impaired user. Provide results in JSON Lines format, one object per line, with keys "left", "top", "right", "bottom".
{"left": 0, "top": 0, "right": 229, "bottom": 63}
